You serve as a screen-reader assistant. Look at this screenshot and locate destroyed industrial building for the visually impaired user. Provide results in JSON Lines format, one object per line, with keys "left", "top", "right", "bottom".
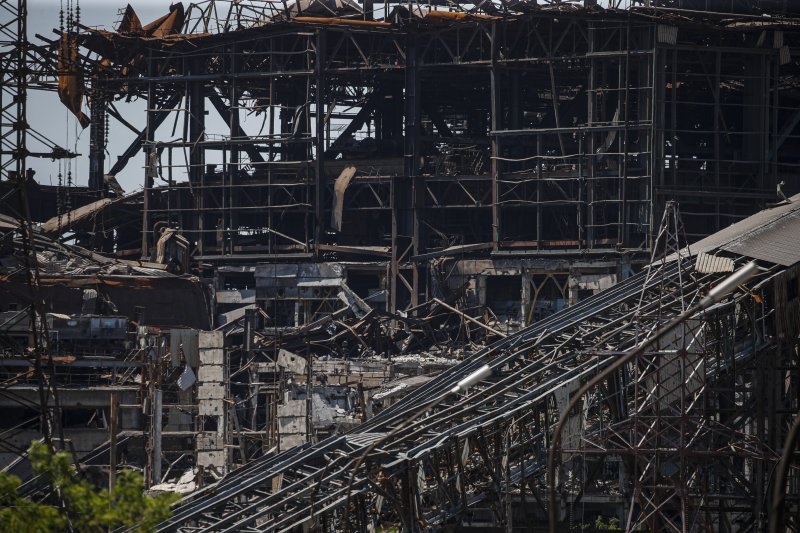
{"left": 2, "top": 0, "right": 800, "bottom": 531}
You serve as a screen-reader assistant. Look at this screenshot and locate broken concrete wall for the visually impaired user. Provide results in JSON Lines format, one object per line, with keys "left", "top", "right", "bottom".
{"left": 442, "top": 259, "right": 622, "bottom": 325}
{"left": 196, "top": 331, "right": 227, "bottom": 476}
{"left": 567, "top": 272, "right": 618, "bottom": 306}
{"left": 277, "top": 398, "right": 307, "bottom": 450}
{"left": 278, "top": 384, "right": 362, "bottom": 448}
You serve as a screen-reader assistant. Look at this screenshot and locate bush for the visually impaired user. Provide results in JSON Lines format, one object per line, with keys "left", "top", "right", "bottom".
{"left": 0, "top": 441, "right": 179, "bottom": 532}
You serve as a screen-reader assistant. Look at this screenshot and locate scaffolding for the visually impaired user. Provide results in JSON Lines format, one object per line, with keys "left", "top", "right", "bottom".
{"left": 54, "top": 1, "right": 799, "bottom": 318}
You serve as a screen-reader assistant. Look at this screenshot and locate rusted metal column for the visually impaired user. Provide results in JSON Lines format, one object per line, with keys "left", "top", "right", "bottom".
{"left": 89, "top": 81, "right": 106, "bottom": 196}
{"left": 389, "top": 32, "right": 420, "bottom": 312}
{"left": 619, "top": 16, "right": 631, "bottom": 248}
{"left": 315, "top": 29, "right": 326, "bottom": 250}
{"left": 189, "top": 58, "right": 206, "bottom": 255}
{"left": 228, "top": 43, "right": 239, "bottom": 252}
{"left": 490, "top": 21, "right": 501, "bottom": 249}
{"left": 109, "top": 391, "right": 118, "bottom": 493}
{"left": 401, "top": 460, "right": 416, "bottom": 532}
{"left": 390, "top": 174, "right": 399, "bottom": 313}
{"left": 587, "top": 23, "right": 596, "bottom": 248}
{"left": 405, "top": 33, "right": 421, "bottom": 307}
{"left": 649, "top": 36, "right": 664, "bottom": 252}
{"left": 142, "top": 73, "right": 155, "bottom": 259}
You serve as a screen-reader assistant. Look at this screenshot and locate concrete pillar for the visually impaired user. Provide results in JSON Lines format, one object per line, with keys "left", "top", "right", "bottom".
{"left": 196, "top": 331, "right": 226, "bottom": 477}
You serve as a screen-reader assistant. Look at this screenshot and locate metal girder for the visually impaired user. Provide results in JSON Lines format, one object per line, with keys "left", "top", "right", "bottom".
{"left": 107, "top": 93, "right": 183, "bottom": 178}
{"left": 156, "top": 231, "right": 792, "bottom": 531}
{"left": 207, "top": 89, "right": 266, "bottom": 164}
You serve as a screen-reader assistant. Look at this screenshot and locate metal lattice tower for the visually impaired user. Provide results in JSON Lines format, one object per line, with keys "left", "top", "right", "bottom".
{"left": 0, "top": 0, "right": 27, "bottom": 181}
{"left": 570, "top": 202, "right": 777, "bottom": 532}
{"left": 0, "top": 0, "right": 63, "bottom": 451}
{"left": 628, "top": 201, "right": 703, "bottom": 532}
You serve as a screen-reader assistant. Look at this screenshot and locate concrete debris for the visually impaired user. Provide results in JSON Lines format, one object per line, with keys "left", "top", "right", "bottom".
{"left": 4, "top": 1, "right": 800, "bottom": 530}
{"left": 148, "top": 468, "right": 198, "bottom": 495}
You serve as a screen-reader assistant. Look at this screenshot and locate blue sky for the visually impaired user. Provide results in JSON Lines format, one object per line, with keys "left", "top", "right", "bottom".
{"left": 27, "top": 1, "right": 177, "bottom": 192}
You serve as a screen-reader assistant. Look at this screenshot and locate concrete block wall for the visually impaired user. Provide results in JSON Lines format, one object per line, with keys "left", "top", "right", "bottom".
{"left": 196, "top": 331, "right": 227, "bottom": 475}
{"left": 277, "top": 398, "right": 306, "bottom": 450}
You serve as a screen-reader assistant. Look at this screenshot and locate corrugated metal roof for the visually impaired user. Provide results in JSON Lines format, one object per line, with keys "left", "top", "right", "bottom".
{"left": 721, "top": 209, "right": 800, "bottom": 266}
{"left": 688, "top": 193, "right": 800, "bottom": 267}
{"left": 695, "top": 252, "right": 734, "bottom": 273}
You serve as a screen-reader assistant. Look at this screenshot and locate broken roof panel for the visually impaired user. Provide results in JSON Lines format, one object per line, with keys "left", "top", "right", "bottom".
{"left": 689, "top": 193, "right": 800, "bottom": 267}
{"left": 271, "top": 0, "right": 363, "bottom": 21}
{"left": 720, "top": 209, "right": 800, "bottom": 267}
{"left": 695, "top": 252, "right": 734, "bottom": 274}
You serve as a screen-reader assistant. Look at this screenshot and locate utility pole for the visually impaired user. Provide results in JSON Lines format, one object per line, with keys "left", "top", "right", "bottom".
{"left": 109, "top": 391, "right": 118, "bottom": 492}
{"left": 305, "top": 336, "right": 313, "bottom": 445}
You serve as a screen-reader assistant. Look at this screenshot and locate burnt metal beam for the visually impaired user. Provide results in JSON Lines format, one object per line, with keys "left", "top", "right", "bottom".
{"left": 106, "top": 93, "right": 182, "bottom": 178}
{"left": 315, "top": 29, "right": 326, "bottom": 248}
{"left": 207, "top": 89, "right": 266, "bottom": 164}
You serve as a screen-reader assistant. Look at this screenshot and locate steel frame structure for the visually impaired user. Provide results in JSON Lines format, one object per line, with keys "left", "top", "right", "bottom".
{"left": 156, "top": 225, "right": 797, "bottom": 531}
{"left": 0, "top": 0, "right": 64, "bottom": 454}
{"left": 66, "top": 4, "right": 800, "bottom": 315}
{"left": 0, "top": 0, "right": 85, "bottom": 460}
{"left": 0, "top": 1, "right": 799, "bottom": 528}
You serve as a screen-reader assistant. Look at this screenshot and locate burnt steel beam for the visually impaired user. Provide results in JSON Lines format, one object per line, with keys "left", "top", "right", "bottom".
{"left": 142, "top": 81, "right": 156, "bottom": 259}
{"left": 88, "top": 85, "right": 106, "bottom": 194}
{"left": 323, "top": 88, "right": 382, "bottom": 158}
{"left": 106, "top": 93, "right": 182, "bottom": 178}
{"left": 490, "top": 21, "right": 500, "bottom": 248}
{"left": 314, "top": 29, "right": 326, "bottom": 248}
{"left": 207, "top": 89, "right": 266, "bottom": 164}
{"left": 404, "top": 34, "right": 423, "bottom": 308}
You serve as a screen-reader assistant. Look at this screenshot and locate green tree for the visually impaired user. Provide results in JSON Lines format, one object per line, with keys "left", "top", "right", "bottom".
{"left": 0, "top": 441, "right": 179, "bottom": 532}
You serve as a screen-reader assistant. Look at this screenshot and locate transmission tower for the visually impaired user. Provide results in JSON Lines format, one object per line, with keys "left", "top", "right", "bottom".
{"left": 0, "top": 0, "right": 63, "bottom": 451}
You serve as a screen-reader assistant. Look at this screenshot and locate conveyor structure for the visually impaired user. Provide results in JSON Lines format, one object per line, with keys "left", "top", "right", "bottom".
{"left": 157, "top": 202, "right": 800, "bottom": 532}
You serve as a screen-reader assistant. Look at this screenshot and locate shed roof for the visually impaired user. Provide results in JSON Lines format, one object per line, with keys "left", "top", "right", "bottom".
{"left": 689, "top": 193, "right": 800, "bottom": 267}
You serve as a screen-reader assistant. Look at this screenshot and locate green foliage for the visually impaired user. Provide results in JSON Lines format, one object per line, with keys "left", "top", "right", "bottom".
{"left": 594, "top": 516, "right": 623, "bottom": 531}
{"left": 0, "top": 441, "right": 179, "bottom": 532}
{"left": 0, "top": 468, "right": 65, "bottom": 532}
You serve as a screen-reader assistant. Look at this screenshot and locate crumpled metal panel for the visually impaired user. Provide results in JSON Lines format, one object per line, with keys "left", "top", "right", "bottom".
{"left": 689, "top": 192, "right": 800, "bottom": 267}
{"left": 695, "top": 252, "right": 734, "bottom": 274}
{"left": 255, "top": 263, "right": 345, "bottom": 287}
{"left": 57, "top": 35, "right": 90, "bottom": 129}
{"left": 177, "top": 365, "right": 197, "bottom": 391}
{"left": 720, "top": 209, "right": 800, "bottom": 267}
{"left": 331, "top": 166, "right": 356, "bottom": 232}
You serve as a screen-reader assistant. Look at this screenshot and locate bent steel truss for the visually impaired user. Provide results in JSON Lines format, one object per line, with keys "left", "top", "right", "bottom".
{"left": 158, "top": 204, "right": 797, "bottom": 532}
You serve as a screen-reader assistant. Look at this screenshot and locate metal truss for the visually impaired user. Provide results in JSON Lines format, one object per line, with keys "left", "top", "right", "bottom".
{"left": 0, "top": 0, "right": 26, "bottom": 180}
{"left": 0, "top": 0, "right": 74, "bottom": 457}
{"left": 0, "top": 0, "right": 56, "bottom": 453}
{"left": 156, "top": 232, "right": 792, "bottom": 531}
